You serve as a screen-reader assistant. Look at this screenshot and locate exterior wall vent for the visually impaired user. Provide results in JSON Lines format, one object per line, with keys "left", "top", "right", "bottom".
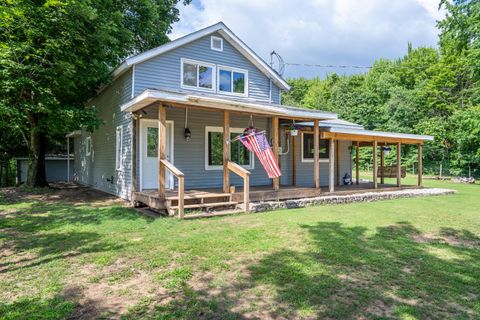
{"left": 211, "top": 36, "right": 223, "bottom": 52}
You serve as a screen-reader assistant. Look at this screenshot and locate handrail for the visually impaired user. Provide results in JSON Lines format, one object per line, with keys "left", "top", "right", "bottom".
{"left": 160, "top": 159, "right": 184, "bottom": 219}
{"left": 227, "top": 161, "right": 250, "bottom": 213}
{"left": 160, "top": 159, "right": 184, "bottom": 177}
{"left": 227, "top": 161, "right": 250, "bottom": 178}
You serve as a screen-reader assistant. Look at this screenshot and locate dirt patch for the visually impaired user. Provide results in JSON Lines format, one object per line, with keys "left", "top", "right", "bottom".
{"left": 64, "top": 260, "right": 170, "bottom": 319}
{"left": 412, "top": 233, "right": 480, "bottom": 249}
{"left": 0, "top": 182, "right": 128, "bottom": 213}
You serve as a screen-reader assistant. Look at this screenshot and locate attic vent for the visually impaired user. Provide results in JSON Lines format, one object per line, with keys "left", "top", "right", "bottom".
{"left": 211, "top": 36, "right": 223, "bottom": 52}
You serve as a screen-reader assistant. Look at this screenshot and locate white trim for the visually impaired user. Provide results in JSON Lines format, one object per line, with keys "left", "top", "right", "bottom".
{"left": 120, "top": 89, "right": 338, "bottom": 120}
{"left": 138, "top": 119, "right": 174, "bottom": 191}
{"left": 85, "top": 136, "right": 92, "bottom": 156}
{"left": 324, "top": 127, "right": 434, "bottom": 141}
{"left": 204, "top": 126, "right": 254, "bottom": 171}
{"left": 180, "top": 58, "right": 216, "bottom": 93}
{"left": 300, "top": 132, "right": 329, "bottom": 163}
{"left": 217, "top": 65, "right": 248, "bottom": 97}
{"left": 111, "top": 22, "right": 290, "bottom": 91}
{"left": 115, "top": 125, "right": 123, "bottom": 171}
{"left": 210, "top": 36, "right": 223, "bottom": 51}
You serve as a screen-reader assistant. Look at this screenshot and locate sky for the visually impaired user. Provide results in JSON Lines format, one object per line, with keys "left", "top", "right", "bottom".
{"left": 170, "top": 0, "right": 446, "bottom": 79}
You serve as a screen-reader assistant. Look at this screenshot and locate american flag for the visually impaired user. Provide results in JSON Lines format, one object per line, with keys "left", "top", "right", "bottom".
{"left": 239, "top": 132, "right": 282, "bottom": 178}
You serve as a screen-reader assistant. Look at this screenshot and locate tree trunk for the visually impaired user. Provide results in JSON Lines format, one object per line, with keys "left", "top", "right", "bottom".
{"left": 26, "top": 115, "right": 48, "bottom": 187}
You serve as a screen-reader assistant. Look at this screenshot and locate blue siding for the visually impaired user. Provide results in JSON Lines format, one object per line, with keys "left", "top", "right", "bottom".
{"left": 164, "top": 108, "right": 271, "bottom": 189}
{"left": 134, "top": 32, "right": 282, "bottom": 103}
{"left": 74, "top": 69, "right": 134, "bottom": 200}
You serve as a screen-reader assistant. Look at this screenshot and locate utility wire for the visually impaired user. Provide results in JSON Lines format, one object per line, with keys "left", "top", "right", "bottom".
{"left": 284, "top": 62, "right": 479, "bottom": 70}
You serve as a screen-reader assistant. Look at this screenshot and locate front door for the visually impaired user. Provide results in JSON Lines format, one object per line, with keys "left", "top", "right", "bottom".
{"left": 140, "top": 119, "right": 174, "bottom": 190}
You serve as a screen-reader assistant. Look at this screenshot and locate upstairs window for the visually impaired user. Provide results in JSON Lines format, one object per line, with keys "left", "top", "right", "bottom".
{"left": 211, "top": 36, "right": 223, "bottom": 51}
{"left": 181, "top": 59, "right": 215, "bottom": 90}
{"left": 218, "top": 67, "right": 247, "bottom": 96}
{"left": 301, "top": 132, "right": 329, "bottom": 162}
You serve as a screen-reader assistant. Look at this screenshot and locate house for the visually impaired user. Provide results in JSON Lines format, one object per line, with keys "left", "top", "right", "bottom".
{"left": 70, "top": 22, "right": 433, "bottom": 217}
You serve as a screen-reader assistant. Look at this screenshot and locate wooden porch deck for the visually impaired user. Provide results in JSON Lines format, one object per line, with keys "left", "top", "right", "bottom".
{"left": 133, "top": 182, "right": 419, "bottom": 213}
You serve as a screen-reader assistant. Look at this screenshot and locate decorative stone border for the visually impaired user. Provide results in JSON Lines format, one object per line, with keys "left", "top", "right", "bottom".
{"left": 251, "top": 188, "right": 456, "bottom": 213}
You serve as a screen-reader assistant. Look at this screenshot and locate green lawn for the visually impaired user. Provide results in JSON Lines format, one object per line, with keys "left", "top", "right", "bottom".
{"left": 1, "top": 177, "right": 479, "bottom": 319}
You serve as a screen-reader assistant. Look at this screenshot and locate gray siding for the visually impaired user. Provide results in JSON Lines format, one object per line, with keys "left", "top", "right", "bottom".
{"left": 134, "top": 32, "right": 282, "bottom": 103}
{"left": 140, "top": 108, "right": 272, "bottom": 190}
{"left": 295, "top": 135, "right": 352, "bottom": 187}
{"left": 73, "top": 69, "right": 133, "bottom": 200}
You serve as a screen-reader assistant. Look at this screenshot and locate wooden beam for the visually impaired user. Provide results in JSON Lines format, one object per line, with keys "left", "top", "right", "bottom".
{"left": 397, "top": 142, "right": 401, "bottom": 187}
{"left": 272, "top": 116, "right": 280, "bottom": 191}
{"left": 329, "top": 139, "right": 335, "bottom": 192}
{"left": 158, "top": 104, "right": 166, "bottom": 198}
{"left": 335, "top": 140, "right": 340, "bottom": 186}
{"left": 418, "top": 143, "right": 423, "bottom": 187}
{"left": 321, "top": 131, "right": 424, "bottom": 145}
{"left": 131, "top": 116, "right": 137, "bottom": 204}
{"left": 292, "top": 135, "right": 296, "bottom": 186}
{"left": 313, "top": 119, "right": 320, "bottom": 188}
{"left": 380, "top": 145, "right": 385, "bottom": 184}
{"left": 355, "top": 141, "right": 360, "bottom": 185}
{"left": 223, "top": 111, "right": 230, "bottom": 193}
{"left": 373, "top": 140, "right": 378, "bottom": 189}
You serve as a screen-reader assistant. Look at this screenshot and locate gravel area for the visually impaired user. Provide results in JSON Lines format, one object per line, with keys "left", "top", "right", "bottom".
{"left": 251, "top": 188, "right": 456, "bottom": 212}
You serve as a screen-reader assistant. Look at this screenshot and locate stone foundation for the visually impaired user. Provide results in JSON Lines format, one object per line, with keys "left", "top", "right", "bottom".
{"left": 251, "top": 188, "right": 456, "bottom": 213}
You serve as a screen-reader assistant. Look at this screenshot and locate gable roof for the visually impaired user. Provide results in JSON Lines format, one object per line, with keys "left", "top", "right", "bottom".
{"left": 112, "top": 22, "right": 291, "bottom": 91}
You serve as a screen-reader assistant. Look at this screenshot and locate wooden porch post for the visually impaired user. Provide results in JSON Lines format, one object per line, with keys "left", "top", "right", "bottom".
{"left": 292, "top": 135, "right": 297, "bottom": 186}
{"left": 272, "top": 116, "right": 280, "bottom": 191}
{"left": 329, "top": 138, "right": 335, "bottom": 192}
{"left": 355, "top": 141, "right": 360, "bottom": 185}
{"left": 418, "top": 143, "right": 423, "bottom": 187}
{"left": 396, "top": 142, "right": 401, "bottom": 187}
{"left": 313, "top": 119, "right": 320, "bottom": 188}
{"left": 373, "top": 140, "right": 378, "bottom": 189}
{"left": 223, "top": 111, "right": 230, "bottom": 193}
{"left": 380, "top": 144, "right": 385, "bottom": 184}
{"left": 131, "top": 115, "right": 137, "bottom": 203}
{"left": 158, "top": 104, "right": 166, "bottom": 197}
{"left": 335, "top": 140, "right": 340, "bottom": 186}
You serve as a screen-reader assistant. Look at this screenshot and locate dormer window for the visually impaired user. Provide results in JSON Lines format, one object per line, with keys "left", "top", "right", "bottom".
{"left": 181, "top": 59, "right": 215, "bottom": 90}
{"left": 211, "top": 36, "right": 223, "bottom": 51}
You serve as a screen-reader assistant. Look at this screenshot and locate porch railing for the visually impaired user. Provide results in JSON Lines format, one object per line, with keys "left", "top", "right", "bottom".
{"left": 160, "top": 159, "right": 185, "bottom": 218}
{"left": 227, "top": 161, "right": 250, "bottom": 213}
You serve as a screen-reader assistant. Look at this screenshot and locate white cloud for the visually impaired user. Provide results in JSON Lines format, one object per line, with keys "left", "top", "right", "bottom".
{"left": 171, "top": 0, "right": 446, "bottom": 78}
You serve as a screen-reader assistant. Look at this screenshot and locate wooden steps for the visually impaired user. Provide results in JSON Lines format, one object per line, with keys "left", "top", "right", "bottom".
{"left": 165, "top": 191, "right": 237, "bottom": 216}
{"left": 170, "top": 201, "right": 238, "bottom": 211}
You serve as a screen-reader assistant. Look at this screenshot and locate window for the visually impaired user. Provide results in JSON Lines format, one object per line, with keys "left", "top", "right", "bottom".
{"left": 146, "top": 127, "right": 158, "bottom": 157}
{"left": 301, "top": 132, "right": 329, "bottom": 162}
{"left": 211, "top": 36, "right": 223, "bottom": 51}
{"left": 181, "top": 59, "right": 215, "bottom": 90}
{"left": 86, "top": 136, "right": 92, "bottom": 156}
{"left": 218, "top": 66, "right": 247, "bottom": 95}
{"left": 205, "top": 127, "right": 253, "bottom": 170}
{"left": 115, "top": 126, "right": 123, "bottom": 170}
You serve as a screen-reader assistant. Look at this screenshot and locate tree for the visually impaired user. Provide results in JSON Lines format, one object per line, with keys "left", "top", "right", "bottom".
{"left": 0, "top": 0, "right": 189, "bottom": 187}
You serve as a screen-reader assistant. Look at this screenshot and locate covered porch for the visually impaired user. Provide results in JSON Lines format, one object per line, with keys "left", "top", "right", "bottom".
{"left": 125, "top": 89, "right": 432, "bottom": 218}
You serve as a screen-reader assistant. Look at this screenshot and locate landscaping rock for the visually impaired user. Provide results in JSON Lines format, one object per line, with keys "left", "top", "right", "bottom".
{"left": 451, "top": 177, "right": 476, "bottom": 184}
{"left": 250, "top": 188, "right": 456, "bottom": 213}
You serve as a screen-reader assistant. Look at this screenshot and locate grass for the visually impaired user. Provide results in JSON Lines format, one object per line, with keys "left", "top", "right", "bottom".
{"left": 0, "top": 176, "right": 479, "bottom": 319}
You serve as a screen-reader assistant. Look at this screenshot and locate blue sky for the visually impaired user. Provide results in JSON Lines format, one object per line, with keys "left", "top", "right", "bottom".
{"left": 171, "top": 0, "right": 446, "bottom": 79}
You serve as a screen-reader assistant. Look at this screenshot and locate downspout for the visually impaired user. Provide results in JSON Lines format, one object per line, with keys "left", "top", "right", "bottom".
{"left": 269, "top": 79, "right": 272, "bottom": 103}
{"left": 131, "top": 64, "right": 136, "bottom": 99}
